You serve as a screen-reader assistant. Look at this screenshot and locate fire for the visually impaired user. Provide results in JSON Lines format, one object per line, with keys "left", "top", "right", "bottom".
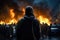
{"left": 7, "top": 19, "right": 17, "bottom": 24}
{"left": 38, "top": 16, "right": 51, "bottom": 26}
{"left": 0, "top": 9, "right": 17, "bottom": 24}
{"left": 10, "top": 9, "right": 15, "bottom": 18}
{"left": 0, "top": 8, "right": 51, "bottom": 25}
{"left": 0, "top": 21, "right": 5, "bottom": 24}
{"left": 9, "top": 9, "right": 17, "bottom": 24}
{"left": 22, "top": 8, "right": 25, "bottom": 13}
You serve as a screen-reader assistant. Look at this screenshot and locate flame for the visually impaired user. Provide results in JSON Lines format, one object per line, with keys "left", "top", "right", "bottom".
{"left": 7, "top": 19, "right": 17, "bottom": 24}
{"left": 0, "top": 21, "right": 5, "bottom": 24}
{"left": 0, "top": 9, "right": 17, "bottom": 24}
{"left": 10, "top": 9, "right": 15, "bottom": 18}
{"left": 38, "top": 16, "right": 51, "bottom": 26}
{"left": 9, "top": 9, "right": 17, "bottom": 24}
{"left": 22, "top": 8, "right": 25, "bottom": 13}
{"left": 0, "top": 8, "right": 51, "bottom": 25}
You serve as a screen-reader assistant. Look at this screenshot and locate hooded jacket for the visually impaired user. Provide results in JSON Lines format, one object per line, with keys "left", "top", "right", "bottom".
{"left": 16, "top": 6, "right": 40, "bottom": 40}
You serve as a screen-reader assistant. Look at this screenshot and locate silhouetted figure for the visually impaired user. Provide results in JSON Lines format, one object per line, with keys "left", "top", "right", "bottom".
{"left": 48, "top": 24, "right": 51, "bottom": 38}
{"left": 0, "top": 25, "right": 4, "bottom": 40}
{"left": 41, "top": 23, "right": 44, "bottom": 38}
{"left": 5, "top": 24, "right": 11, "bottom": 39}
{"left": 0, "top": 24, "right": 6, "bottom": 40}
{"left": 44, "top": 23, "right": 48, "bottom": 37}
{"left": 16, "top": 6, "right": 40, "bottom": 40}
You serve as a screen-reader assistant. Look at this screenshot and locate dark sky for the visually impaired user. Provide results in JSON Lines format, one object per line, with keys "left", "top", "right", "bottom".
{"left": 0, "top": 0, "right": 60, "bottom": 10}
{"left": 0, "top": 0, "right": 60, "bottom": 14}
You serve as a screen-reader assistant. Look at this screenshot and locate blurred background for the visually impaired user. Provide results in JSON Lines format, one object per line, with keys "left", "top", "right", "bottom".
{"left": 0, "top": 0, "right": 60, "bottom": 40}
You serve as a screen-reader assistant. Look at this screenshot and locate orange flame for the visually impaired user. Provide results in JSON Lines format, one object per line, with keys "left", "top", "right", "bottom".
{"left": 0, "top": 21, "right": 5, "bottom": 24}
{"left": 0, "top": 9, "right": 17, "bottom": 24}
{"left": 9, "top": 9, "right": 17, "bottom": 24}
{"left": 7, "top": 19, "right": 17, "bottom": 24}
{"left": 10, "top": 9, "right": 15, "bottom": 18}
{"left": 8, "top": 9, "right": 17, "bottom": 24}
{"left": 38, "top": 16, "right": 51, "bottom": 26}
{"left": 0, "top": 8, "right": 51, "bottom": 25}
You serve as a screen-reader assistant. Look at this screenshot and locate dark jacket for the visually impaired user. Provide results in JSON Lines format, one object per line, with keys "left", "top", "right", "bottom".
{"left": 16, "top": 16, "right": 40, "bottom": 40}
{"left": 16, "top": 6, "right": 40, "bottom": 40}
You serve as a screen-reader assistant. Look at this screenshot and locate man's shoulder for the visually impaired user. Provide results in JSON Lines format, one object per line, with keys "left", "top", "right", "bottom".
{"left": 33, "top": 18, "right": 40, "bottom": 23}
{"left": 17, "top": 18, "right": 25, "bottom": 24}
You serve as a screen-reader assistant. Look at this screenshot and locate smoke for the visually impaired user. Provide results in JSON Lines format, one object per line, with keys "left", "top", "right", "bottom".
{"left": 0, "top": 0, "right": 60, "bottom": 23}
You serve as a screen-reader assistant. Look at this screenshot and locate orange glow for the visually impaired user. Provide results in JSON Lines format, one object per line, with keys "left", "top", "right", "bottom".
{"left": 7, "top": 19, "right": 17, "bottom": 24}
{"left": 0, "top": 21, "right": 5, "bottom": 24}
{"left": 0, "top": 8, "right": 51, "bottom": 25}
{"left": 0, "top": 9, "right": 17, "bottom": 24}
{"left": 38, "top": 16, "right": 51, "bottom": 26}
{"left": 22, "top": 8, "right": 25, "bottom": 13}
{"left": 10, "top": 9, "right": 15, "bottom": 18}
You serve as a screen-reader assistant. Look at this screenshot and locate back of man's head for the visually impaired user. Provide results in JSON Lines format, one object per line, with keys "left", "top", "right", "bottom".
{"left": 25, "top": 6, "right": 34, "bottom": 17}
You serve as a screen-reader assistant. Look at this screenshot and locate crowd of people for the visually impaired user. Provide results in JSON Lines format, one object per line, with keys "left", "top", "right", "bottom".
{"left": 0, "top": 22, "right": 52, "bottom": 40}
{"left": 0, "top": 24, "right": 16, "bottom": 40}
{"left": 0, "top": 23, "right": 60, "bottom": 40}
{"left": 0, "top": 22, "right": 60, "bottom": 40}
{"left": 0, "top": 23, "right": 47, "bottom": 39}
